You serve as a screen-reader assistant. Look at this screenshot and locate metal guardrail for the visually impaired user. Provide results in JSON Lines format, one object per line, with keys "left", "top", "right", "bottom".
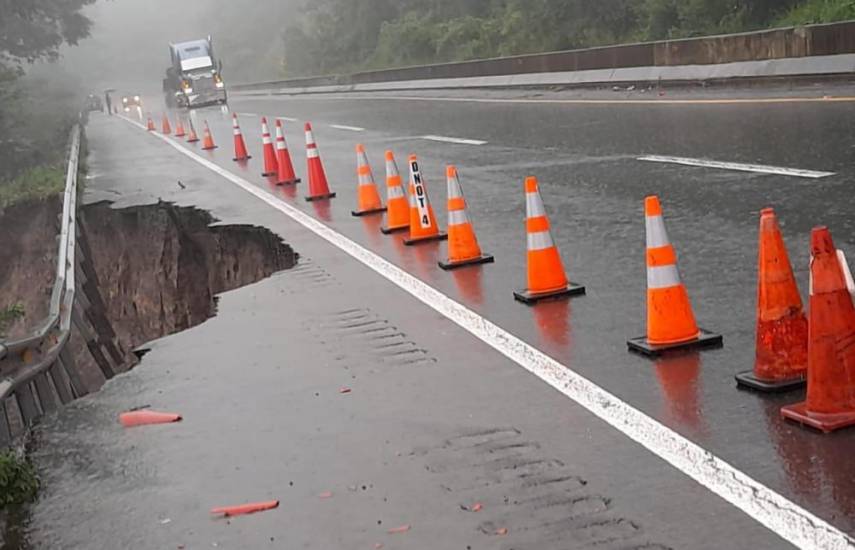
{"left": 0, "top": 124, "right": 82, "bottom": 445}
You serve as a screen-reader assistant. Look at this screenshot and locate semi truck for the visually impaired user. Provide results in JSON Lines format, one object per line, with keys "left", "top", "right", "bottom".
{"left": 163, "top": 36, "right": 227, "bottom": 109}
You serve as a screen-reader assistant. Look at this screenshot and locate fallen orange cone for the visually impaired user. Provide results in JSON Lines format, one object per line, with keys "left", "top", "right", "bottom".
{"left": 439, "top": 166, "right": 493, "bottom": 270}
{"left": 781, "top": 226, "right": 855, "bottom": 433}
{"left": 119, "top": 410, "right": 182, "bottom": 427}
{"left": 201, "top": 120, "right": 217, "bottom": 150}
{"left": 403, "top": 155, "right": 446, "bottom": 246}
{"left": 627, "top": 195, "right": 721, "bottom": 356}
{"left": 513, "top": 177, "right": 583, "bottom": 304}
{"left": 380, "top": 151, "right": 409, "bottom": 234}
{"left": 210, "top": 500, "right": 279, "bottom": 517}
{"left": 351, "top": 144, "right": 386, "bottom": 216}
{"left": 736, "top": 208, "right": 807, "bottom": 392}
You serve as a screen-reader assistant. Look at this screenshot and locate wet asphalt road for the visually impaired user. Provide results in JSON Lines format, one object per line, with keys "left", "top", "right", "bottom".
{"left": 19, "top": 85, "right": 855, "bottom": 548}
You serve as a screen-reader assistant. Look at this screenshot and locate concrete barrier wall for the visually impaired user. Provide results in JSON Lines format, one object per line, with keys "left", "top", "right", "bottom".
{"left": 233, "top": 20, "right": 855, "bottom": 91}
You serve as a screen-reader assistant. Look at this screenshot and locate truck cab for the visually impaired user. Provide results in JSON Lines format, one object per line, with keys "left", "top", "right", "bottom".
{"left": 164, "top": 36, "right": 227, "bottom": 109}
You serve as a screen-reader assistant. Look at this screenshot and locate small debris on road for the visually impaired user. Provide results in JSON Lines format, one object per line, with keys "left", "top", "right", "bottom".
{"left": 387, "top": 525, "right": 411, "bottom": 534}
{"left": 210, "top": 500, "right": 279, "bottom": 517}
{"left": 160, "top": 518, "right": 172, "bottom": 524}
{"left": 318, "top": 491, "right": 333, "bottom": 499}
{"left": 472, "top": 503, "right": 482, "bottom": 512}
{"left": 177, "top": 180, "right": 186, "bottom": 189}
{"left": 496, "top": 527, "right": 508, "bottom": 536}
{"left": 339, "top": 387, "right": 352, "bottom": 394}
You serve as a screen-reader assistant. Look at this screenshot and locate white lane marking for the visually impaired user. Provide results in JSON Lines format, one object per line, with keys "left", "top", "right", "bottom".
{"left": 329, "top": 124, "right": 365, "bottom": 132}
{"left": 238, "top": 112, "right": 258, "bottom": 117}
{"left": 121, "top": 114, "right": 853, "bottom": 550}
{"left": 422, "top": 134, "right": 488, "bottom": 146}
{"left": 277, "top": 116, "right": 299, "bottom": 122}
{"left": 638, "top": 155, "right": 835, "bottom": 179}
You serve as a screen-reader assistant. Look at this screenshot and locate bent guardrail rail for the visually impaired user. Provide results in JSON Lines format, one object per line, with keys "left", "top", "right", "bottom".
{"left": 0, "top": 124, "right": 84, "bottom": 446}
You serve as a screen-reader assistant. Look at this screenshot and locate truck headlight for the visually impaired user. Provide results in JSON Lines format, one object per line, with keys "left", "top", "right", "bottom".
{"left": 134, "top": 95, "right": 140, "bottom": 101}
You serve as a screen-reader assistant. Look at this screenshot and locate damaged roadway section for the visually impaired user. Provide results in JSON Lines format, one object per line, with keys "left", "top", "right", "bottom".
{"left": 19, "top": 116, "right": 794, "bottom": 549}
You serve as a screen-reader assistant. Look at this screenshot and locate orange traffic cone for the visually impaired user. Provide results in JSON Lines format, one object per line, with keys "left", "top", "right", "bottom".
{"left": 174, "top": 116, "right": 186, "bottom": 137}
{"left": 261, "top": 117, "right": 278, "bottom": 176}
{"left": 627, "top": 196, "right": 721, "bottom": 356}
{"left": 119, "top": 410, "right": 182, "bottom": 427}
{"left": 736, "top": 208, "right": 807, "bottom": 392}
{"left": 201, "top": 120, "right": 217, "bottom": 150}
{"left": 403, "top": 155, "right": 447, "bottom": 246}
{"left": 380, "top": 151, "right": 410, "bottom": 234}
{"left": 146, "top": 117, "right": 156, "bottom": 131}
{"left": 513, "top": 177, "right": 584, "bottom": 304}
{"left": 439, "top": 166, "right": 493, "bottom": 270}
{"left": 781, "top": 226, "right": 855, "bottom": 433}
{"left": 304, "top": 122, "right": 336, "bottom": 201}
{"left": 232, "top": 114, "right": 251, "bottom": 161}
{"left": 351, "top": 144, "right": 386, "bottom": 216}
{"left": 274, "top": 119, "right": 299, "bottom": 185}
{"left": 186, "top": 120, "right": 200, "bottom": 143}
{"left": 211, "top": 500, "right": 279, "bottom": 517}
{"left": 161, "top": 113, "right": 171, "bottom": 134}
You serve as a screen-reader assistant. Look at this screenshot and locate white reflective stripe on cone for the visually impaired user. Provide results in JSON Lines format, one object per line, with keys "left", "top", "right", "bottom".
{"left": 838, "top": 249, "right": 855, "bottom": 299}
{"left": 646, "top": 216, "right": 670, "bottom": 248}
{"left": 647, "top": 264, "right": 682, "bottom": 289}
{"left": 307, "top": 148, "right": 320, "bottom": 159}
{"left": 305, "top": 133, "right": 315, "bottom": 146}
{"left": 233, "top": 128, "right": 240, "bottom": 135}
{"left": 386, "top": 163, "right": 399, "bottom": 177}
{"left": 449, "top": 209, "right": 469, "bottom": 226}
{"left": 526, "top": 192, "right": 546, "bottom": 218}
{"left": 387, "top": 185, "right": 405, "bottom": 199}
{"left": 447, "top": 178, "right": 463, "bottom": 199}
{"left": 359, "top": 174, "right": 373, "bottom": 186}
{"left": 527, "top": 230, "right": 554, "bottom": 251}
{"left": 276, "top": 140, "right": 286, "bottom": 151}
{"left": 262, "top": 135, "right": 272, "bottom": 144}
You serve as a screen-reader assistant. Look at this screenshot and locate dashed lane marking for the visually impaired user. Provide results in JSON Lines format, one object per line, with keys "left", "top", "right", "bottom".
{"left": 237, "top": 112, "right": 257, "bottom": 117}
{"left": 329, "top": 124, "right": 365, "bottom": 132}
{"left": 119, "top": 114, "right": 853, "bottom": 550}
{"left": 422, "top": 135, "right": 488, "bottom": 146}
{"left": 638, "top": 155, "right": 835, "bottom": 179}
{"left": 277, "top": 116, "right": 299, "bottom": 122}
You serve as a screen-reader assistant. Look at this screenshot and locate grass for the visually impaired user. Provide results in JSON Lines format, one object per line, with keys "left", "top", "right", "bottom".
{"left": 0, "top": 304, "right": 25, "bottom": 337}
{"left": 0, "top": 450, "right": 38, "bottom": 508}
{"left": 0, "top": 165, "right": 66, "bottom": 210}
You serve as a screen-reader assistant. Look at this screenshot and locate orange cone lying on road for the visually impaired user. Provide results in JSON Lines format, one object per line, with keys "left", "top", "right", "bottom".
{"left": 201, "top": 121, "right": 217, "bottom": 150}
{"left": 403, "top": 155, "right": 447, "bottom": 246}
{"left": 174, "top": 116, "right": 186, "bottom": 137}
{"left": 119, "top": 410, "right": 182, "bottom": 427}
{"left": 627, "top": 195, "right": 721, "bottom": 356}
{"left": 146, "top": 117, "right": 156, "bottom": 132}
{"left": 351, "top": 144, "right": 386, "bottom": 217}
{"left": 781, "top": 226, "right": 855, "bottom": 433}
{"left": 736, "top": 208, "right": 807, "bottom": 392}
{"left": 380, "top": 151, "right": 409, "bottom": 234}
{"left": 186, "top": 119, "right": 200, "bottom": 143}
{"left": 210, "top": 500, "right": 279, "bottom": 517}
{"left": 232, "top": 114, "right": 251, "bottom": 161}
{"left": 304, "top": 122, "right": 336, "bottom": 201}
{"left": 261, "top": 117, "right": 278, "bottom": 176}
{"left": 161, "top": 113, "right": 171, "bottom": 134}
{"left": 439, "top": 166, "right": 493, "bottom": 270}
{"left": 274, "top": 119, "right": 300, "bottom": 185}
{"left": 513, "top": 177, "right": 583, "bottom": 304}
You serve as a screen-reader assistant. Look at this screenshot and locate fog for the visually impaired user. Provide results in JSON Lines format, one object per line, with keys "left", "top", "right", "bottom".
{"left": 55, "top": 0, "right": 298, "bottom": 95}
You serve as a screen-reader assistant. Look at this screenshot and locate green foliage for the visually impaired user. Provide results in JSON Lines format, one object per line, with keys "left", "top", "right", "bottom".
{"left": 0, "top": 304, "right": 25, "bottom": 336}
{"left": 0, "top": 451, "right": 39, "bottom": 508}
{"left": 282, "top": 0, "right": 848, "bottom": 76}
{"left": 0, "top": 165, "right": 66, "bottom": 210}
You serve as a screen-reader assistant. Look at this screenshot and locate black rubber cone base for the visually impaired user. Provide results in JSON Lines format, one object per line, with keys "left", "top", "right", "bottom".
{"left": 233, "top": 155, "right": 252, "bottom": 161}
{"left": 352, "top": 206, "right": 388, "bottom": 217}
{"left": 403, "top": 232, "right": 448, "bottom": 246}
{"left": 187, "top": 138, "right": 200, "bottom": 143}
{"left": 514, "top": 283, "right": 586, "bottom": 305}
{"left": 781, "top": 402, "right": 855, "bottom": 433}
{"left": 381, "top": 225, "right": 409, "bottom": 235}
{"left": 276, "top": 178, "right": 301, "bottom": 186}
{"left": 262, "top": 171, "right": 276, "bottom": 177}
{"left": 305, "top": 192, "right": 337, "bottom": 202}
{"left": 439, "top": 254, "right": 495, "bottom": 271}
{"left": 627, "top": 329, "right": 722, "bottom": 357}
{"left": 202, "top": 146, "right": 218, "bottom": 150}
{"left": 735, "top": 370, "right": 806, "bottom": 393}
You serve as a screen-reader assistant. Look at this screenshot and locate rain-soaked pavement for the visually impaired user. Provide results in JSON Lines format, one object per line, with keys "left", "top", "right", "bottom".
{"left": 13, "top": 85, "right": 855, "bottom": 548}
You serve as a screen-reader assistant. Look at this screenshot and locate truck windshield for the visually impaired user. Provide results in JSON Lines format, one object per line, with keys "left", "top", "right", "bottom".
{"left": 176, "top": 42, "right": 213, "bottom": 71}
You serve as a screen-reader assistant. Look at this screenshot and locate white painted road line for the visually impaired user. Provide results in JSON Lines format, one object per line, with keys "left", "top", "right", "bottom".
{"left": 277, "top": 116, "right": 299, "bottom": 122}
{"left": 329, "top": 124, "right": 365, "bottom": 132}
{"left": 638, "top": 155, "right": 836, "bottom": 179}
{"left": 422, "top": 134, "right": 488, "bottom": 146}
{"left": 121, "top": 114, "right": 853, "bottom": 550}
{"left": 237, "top": 112, "right": 257, "bottom": 117}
